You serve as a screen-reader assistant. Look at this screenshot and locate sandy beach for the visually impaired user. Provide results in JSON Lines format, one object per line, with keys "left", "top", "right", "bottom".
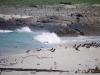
{"left": 0, "top": 42, "right": 100, "bottom": 75}
{"left": 0, "top": 4, "right": 100, "bottom": 75}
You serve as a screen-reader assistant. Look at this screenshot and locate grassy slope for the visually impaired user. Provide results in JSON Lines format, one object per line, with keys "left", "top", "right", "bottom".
{"left": 0, "top": 0, "right": 100, "bottom": 5}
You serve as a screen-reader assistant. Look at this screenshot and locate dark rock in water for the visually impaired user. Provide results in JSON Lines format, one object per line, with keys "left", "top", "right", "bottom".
{"left": 67, "top": 23, "right": 100, "bottom": 36}
{"left": 74, "top": 29, "right": 84, "bottom": 35}
{"left": 0, "top": 17, "right": 34, "bottom": 30}
{"left": 55, "top": 28, "right": 78, "bottom": 36}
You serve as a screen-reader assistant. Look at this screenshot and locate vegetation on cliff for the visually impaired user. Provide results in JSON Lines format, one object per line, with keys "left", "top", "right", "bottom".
{"left": 0, "top": 0, "right": 100, "bottom": 5}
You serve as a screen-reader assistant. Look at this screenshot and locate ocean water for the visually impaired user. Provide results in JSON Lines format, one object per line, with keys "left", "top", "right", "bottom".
{"left": 0, "top": 27, "right": 59, "bottom": 55}
{"left": 0, "top": 26, "right": 100, "bottom": 55}
{"left": 0, "top": 32, "right": 45, "bottom": 54}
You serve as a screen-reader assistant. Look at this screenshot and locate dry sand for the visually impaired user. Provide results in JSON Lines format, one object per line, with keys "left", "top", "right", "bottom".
{"left": 0, "top": 44, "right": 100, "bottom": 75}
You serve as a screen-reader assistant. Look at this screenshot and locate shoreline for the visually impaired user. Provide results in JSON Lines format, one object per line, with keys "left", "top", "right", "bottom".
{"left": 0, "top": 4, "right": 100, "bottom": 75}
{"left": 0, "top": 35, "right": 100, "bottom": 56}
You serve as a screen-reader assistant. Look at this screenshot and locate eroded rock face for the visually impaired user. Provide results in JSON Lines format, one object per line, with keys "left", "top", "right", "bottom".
{"left": 0, "top": 17, "right": 36, "bottom": 29}
{"left": 0, "top": 16, "right": 80, "bottom": 36}
{"left": 0, "top": 14, "right": 100, "bottom": 36}
{"left": 0, "top": 5, "right": 100, "bottom": 36}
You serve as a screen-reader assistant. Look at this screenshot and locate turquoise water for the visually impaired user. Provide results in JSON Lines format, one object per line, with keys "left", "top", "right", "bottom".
{"left": 0, "top": 29, "right": 100, "bottom": 55}
{"left": 0, "top": 31, "right": 54, "bottom": 55}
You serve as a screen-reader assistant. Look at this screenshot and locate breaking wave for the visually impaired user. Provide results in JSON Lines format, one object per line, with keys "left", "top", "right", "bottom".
{"left": 0, "top": 26, "right": 32, "bottom": 33}
{"left": 34, "top": 32, "right": 62, "bottom": 44}
{"left": 0, "top": 30, "right": 13, "bottom": 33}
{"left": 15, "top": 26, "right": 32, "bottom": 32}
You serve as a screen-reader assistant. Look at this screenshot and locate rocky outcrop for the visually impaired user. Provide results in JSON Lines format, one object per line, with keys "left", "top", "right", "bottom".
{"left": 0, "top": 5, "right": 100, "bottom": 36}
{"left": 0, "top": 16, "right": 80, "bottom": 36}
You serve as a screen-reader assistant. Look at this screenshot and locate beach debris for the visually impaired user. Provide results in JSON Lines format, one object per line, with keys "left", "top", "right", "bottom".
{"left": 0, "top": 68, "right": 68, "bottom": 73}
{"left": 0, "top": 58, "right": 18, "bottom": 66}
{"left": 54, "top": 62, "right": 57, "bottom": 65}
{"left": 74, "top": 67, "right": 100, "bottom": 73}
{"left": 30, "top": 71, "right": 37, "bottom": 74}
{"left": 65, "top": 46, "right": 67, "bottom": 48}
{"left": 0, "top": 59, "right": 7, "bottom": 63}
{"left": 37, "top": 63, "right": 40, "bottom": 65}
{"left": 21, "top": 55, "right": 50, "bottom": 63}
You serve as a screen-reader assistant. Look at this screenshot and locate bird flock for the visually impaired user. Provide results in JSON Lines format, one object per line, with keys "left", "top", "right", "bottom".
{"left": 73, "top": 41, "right": 100, "bottom": 51}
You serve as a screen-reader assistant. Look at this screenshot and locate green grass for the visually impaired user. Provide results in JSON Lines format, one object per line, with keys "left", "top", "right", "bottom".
{"left": 0, "top": 0, "right": 100, "bottom": 5}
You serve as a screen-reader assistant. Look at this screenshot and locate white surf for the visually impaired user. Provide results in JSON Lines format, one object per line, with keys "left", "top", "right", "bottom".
{"left": 15, "top": 26, "right": 32, "bottom": 32}
{"left": 34, "top": 32, "right": 62, "bottom": 44}
{"left": 0, "top": 30, "right": 13, "bottom": 33}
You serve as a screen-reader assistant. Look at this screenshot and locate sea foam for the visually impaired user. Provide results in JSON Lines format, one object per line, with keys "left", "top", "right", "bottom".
{"left": 0, "top": 26, "right": 32, "bottom": 33}
{"left": 16, "top": 26, "right": 32, "bottom": 32}
{"left": 34, "top": 32, "right": 61, "bottom": 44}
{"left": 0, "top": 30, "right": 13, "bottom": 33}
